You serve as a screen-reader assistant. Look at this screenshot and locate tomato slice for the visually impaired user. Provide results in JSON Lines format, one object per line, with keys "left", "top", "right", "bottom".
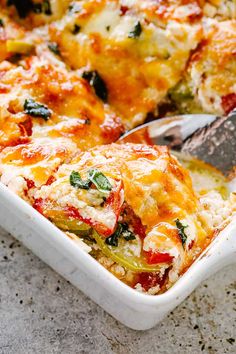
{"left": 145, "top": 251, "right": 174, "bottom": 264}
{"left": 222, "top": 93, "right": 236, "bottom": 115}
{"left": 136, "top": 271, "right": 169, "bottom": 292}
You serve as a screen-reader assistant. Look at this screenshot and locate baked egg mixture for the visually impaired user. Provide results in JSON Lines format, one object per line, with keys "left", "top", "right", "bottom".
{"left": 0, "top": 0, "right": 235, "bottom": 294}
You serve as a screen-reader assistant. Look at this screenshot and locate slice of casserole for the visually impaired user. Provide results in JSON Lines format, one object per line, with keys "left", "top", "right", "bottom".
{"left": 32, "top": 143, "right": 235, "bottom": 294}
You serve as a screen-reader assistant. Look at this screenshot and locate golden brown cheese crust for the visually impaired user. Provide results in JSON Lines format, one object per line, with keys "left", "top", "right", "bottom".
{"left": 0, "top": 56, "right": 124, "bottom": 149}
{"left": 49, "top": 0, "right": 203, "bottom": 128}
{"left": 0, "top": 138, "right": 76, "bottom": 199}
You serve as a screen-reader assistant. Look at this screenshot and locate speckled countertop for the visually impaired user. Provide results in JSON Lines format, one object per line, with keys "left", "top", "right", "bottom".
{"left": 0, "top": 225, "right": 235, "bottom": 354}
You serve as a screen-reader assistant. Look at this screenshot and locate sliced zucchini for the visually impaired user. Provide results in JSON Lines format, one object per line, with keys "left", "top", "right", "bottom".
{"left": 92, "top": 231, "right": 164, "bottom": 273}
{"left": 6, "top": 40, "right": 34, "bottom": 54}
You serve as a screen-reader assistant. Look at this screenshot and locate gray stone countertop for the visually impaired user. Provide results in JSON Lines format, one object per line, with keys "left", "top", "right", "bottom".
{"left": 0, "top": 226, "right": 235, "bottom": 354}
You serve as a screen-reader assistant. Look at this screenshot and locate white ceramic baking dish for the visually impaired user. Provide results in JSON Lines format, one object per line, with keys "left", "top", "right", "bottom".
{"left": 0, "top": 181, "right": 236, "bottom": 330}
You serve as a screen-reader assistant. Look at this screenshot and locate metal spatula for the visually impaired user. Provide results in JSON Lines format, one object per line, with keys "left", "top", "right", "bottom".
{"left": 120, "top": 110, "right": 236, "bottom": 175}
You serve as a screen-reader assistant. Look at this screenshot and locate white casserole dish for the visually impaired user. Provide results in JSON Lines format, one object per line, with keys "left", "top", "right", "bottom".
{"left": 1, "top": 182, "right": 236, "bottom": 330}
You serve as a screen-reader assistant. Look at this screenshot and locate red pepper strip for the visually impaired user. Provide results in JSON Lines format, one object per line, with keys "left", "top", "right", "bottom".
{"left": 222, "top": 93, "right": 236, "bottom": 115}
{"left": 145, "top": 251, "right": 174, "bottom": 264}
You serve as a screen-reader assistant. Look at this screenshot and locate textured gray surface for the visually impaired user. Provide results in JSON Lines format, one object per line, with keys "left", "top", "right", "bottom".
{"left": 0, "top": 226, "right": 235, "bottom": 354}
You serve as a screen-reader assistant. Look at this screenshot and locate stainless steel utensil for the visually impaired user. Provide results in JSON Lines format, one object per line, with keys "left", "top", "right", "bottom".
{"left": 120, "top": 110, "right": 236, "bottom": 175}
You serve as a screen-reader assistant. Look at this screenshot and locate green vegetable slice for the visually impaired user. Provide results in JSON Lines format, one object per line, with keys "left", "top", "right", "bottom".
{"left": 7, "top": 40, "right": 34, "bottom": 54}
{"left": 93, "top": 231, "right": 162, "bottom": 273}
{"left": 47, "top": 209, "right": 92, "bottom": 236}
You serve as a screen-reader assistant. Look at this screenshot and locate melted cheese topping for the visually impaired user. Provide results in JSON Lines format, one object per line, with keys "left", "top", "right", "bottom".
{"left": 0, "top": 0, "right": 235, "bottom": 294}
{"left": 34, "top": 143, "right": 215, "bottom": 278}
{"left": 0, "top": 138, "right": 76, "bottom": 199}
{"left": 49, "top": 0, "right": 202, "bottom": 128}
{"left": 0, "top": 56, "right": 124, "bottom": 149}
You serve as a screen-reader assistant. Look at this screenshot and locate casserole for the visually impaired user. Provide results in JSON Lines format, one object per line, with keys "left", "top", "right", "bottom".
{"left": 0, "top": 179, "right": 235, "bottom": 330}
{"left": 0, "top": 0, "right": 235, "bottom": 329}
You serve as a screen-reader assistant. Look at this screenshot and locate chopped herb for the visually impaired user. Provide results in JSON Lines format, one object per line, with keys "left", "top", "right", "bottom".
{"left": 105, "top": 223, "right": 135, "bottom": 247}
{"left": 69, "top": 171, "right": 92, "bottom": 190}
{"left": 0, "top": 19, "right": 4, "bottom": 27}
{"left": 122, "top": 223, "right": 136, "bottom": 241}
{"left": 105, "top": 223, "right": 123, "bottom": 247}
{"left": 24, "top": 99, "right": 51, "bottom": 120}
{"left": 82, "top": 70, "right": 108, "bottom": 102}
{"left": 68, "top": 3, "right": 81, "bottom": 14}
{"left": 72, "top": 24, "right": 81, "bottom": 35}
{"left": 70, "top": 169, "right": 112, "bottom": 193}
{"left": 128, "top": 21, "right": 142, "bottom": 38}
{"left": 48, "top": 42, "right": 60, "bottom": 55}
{"left": 88, "top": 169, "right": 112, "bottom": 193}
{"left": 84, "top": 118, "right": 91, "bottom": 125}
{"left": 7, "top": 0, "right": 33, "bottom": 18}
{"left": 175, "top": 219, "right": 188, "bottom": 246}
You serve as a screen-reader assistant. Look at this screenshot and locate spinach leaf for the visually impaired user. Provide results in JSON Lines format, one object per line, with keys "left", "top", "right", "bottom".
{"left": 88, "top": 169, "right": 112, "bottom": 193}
{"left": 82, "top": 71, "right": 108, "bottom": 102}
{"left": 175, "top": 219, "right": 188, "bottom": 246}
{"left": 105, "top": 223, "right": 136, "bottom": 247}
{"left": 48, "top": 42, "right": 60, "bottom": 55}
{"left": 105, "top": 223, "right": 123, "bottom": 247}
{"left": 69, "top": 171, "right": 92, "bottom": 190}
{"left": 24, "top": 99, "right": 51, "bottom": 120}
{"left": 128, "top": 21, "right": 142, "bottom": 38}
